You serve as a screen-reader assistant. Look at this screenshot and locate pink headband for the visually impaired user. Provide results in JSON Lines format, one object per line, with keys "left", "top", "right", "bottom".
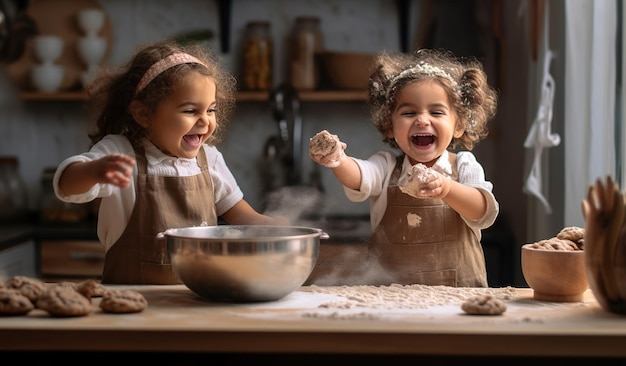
{"left": 136, "top": 52, "right": 206, "bottom": 93}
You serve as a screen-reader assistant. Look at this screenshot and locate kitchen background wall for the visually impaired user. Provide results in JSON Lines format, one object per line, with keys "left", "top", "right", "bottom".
{"left": 0, "top": 0, "right": 534, "bottom": 283}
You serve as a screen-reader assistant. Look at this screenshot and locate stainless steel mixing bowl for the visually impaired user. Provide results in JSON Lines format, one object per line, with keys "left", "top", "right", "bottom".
{"left": 162, "top": 225, "right": 322, "bottom": 303}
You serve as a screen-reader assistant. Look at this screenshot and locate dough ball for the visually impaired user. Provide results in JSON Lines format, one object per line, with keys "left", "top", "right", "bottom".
{"left": 461, "top": 294, "right": 507, "bottom": 315}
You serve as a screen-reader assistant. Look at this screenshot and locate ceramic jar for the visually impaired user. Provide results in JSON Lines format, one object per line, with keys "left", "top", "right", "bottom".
{"left": 288, "top": 16, "right": 323, "bottom": 90}
{"left": 30, "top": 35, "right": 65, "bottom": 93}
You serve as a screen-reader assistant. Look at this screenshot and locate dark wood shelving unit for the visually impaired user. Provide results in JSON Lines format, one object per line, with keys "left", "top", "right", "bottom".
{"left": 20, "top": 90, "right": 368, "bottom": 102}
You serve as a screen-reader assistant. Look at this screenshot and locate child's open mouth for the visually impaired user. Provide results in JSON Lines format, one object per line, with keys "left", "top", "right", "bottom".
{"left": 411, "top": 134, "right": 435, "bottom": 146}
{"left": 183, "top": 134, "right": 203, "bottom": 147}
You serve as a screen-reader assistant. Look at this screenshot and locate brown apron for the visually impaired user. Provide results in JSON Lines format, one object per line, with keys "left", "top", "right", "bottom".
{"left": 102, "top": 145, "right": 217, "bottom": 284}
{"left": 363, "top": 154, "right": 488, "bottom": 287}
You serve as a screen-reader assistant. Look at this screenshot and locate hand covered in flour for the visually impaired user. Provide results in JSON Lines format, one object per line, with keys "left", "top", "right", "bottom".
{"left": 308, "top": 130, "right": 347, "bottom": 168}
{"left": 92, "top": 154, "right": 136, "bottom": 188}
{"left": 399, "top": 163, "right": 451, "bottom": 199}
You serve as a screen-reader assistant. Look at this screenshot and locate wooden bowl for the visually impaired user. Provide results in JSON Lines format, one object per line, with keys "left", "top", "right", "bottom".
{"left": 321, "top": 51, "right": 376, "bottom": 90}
{"left": 521, "top": 244, "right": 588, "bottom": 302}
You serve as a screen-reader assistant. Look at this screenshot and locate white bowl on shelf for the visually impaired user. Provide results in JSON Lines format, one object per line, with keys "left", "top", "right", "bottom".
{"left": 31, "top": 64, "right": 65, "bottom": 93}
{"left": 80, "top": 66, "right": 100, "bottom": 89}
{"left": 77, "top": 36, "right": 107, "bottom": 66}
{"left": 76, "top": 9, "right": 105, "bottom": 37}
{"left": 32, "top": 35, "right": 64, "bottom": 64}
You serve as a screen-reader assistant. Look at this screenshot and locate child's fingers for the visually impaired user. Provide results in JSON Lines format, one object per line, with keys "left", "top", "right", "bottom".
{"left": 108, "top": 153, "right": 136, "bottom": 168}
{"left": 104, "top": 170, "right": 132, "bottom": 188}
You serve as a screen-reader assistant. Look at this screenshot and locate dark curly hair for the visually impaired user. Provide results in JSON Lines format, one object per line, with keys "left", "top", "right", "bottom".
{"left": 368, "top": 48, "right": 498, "bottom": 151}
{"left": 85, "top": 39, "right": 236, "bottom": 147}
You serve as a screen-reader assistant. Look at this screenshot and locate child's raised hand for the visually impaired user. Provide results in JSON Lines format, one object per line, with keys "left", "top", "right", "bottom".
{"left": 400, "top": 164, "right": 451, "bottom": 199}
{"left": 416, "top": 172, "right": 451, "bottom": 199}
{"left": 308, "top": 130, "right": 346, "bottom": 168}
{"left": 94, "top": 154, "right": 136, "bottom": 188}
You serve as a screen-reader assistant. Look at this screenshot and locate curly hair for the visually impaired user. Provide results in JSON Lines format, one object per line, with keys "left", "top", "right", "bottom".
{"left": 368, "top": 48, "right": 498, "bottom": 151}
{"left": 85, "top": 39, "right": 236, "bottom": 147}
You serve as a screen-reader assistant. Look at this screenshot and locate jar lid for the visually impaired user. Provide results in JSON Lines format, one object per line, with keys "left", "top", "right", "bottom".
{"left": 0, "top": 156, "right": 18, "bottom": 165}
{"left": 246, "top": 20, "right": 270, "bottom": 27}
{"left": 296, "top": 15, "right": 320, "bottom": 22}
{"left": 294, "top": 16, "right": 320, "bottom": 23}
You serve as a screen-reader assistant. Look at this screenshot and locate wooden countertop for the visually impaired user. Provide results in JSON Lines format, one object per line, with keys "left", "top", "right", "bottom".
{"left": 1, "top": 285, "right": 625, "bottom": 358}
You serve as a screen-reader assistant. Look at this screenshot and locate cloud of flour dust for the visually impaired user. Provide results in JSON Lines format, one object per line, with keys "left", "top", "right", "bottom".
{"left": 262, "top": 185, "right": 323, "bottom": 223}
{"left": 307, "top": 245, "right": 396, "bottom": 286}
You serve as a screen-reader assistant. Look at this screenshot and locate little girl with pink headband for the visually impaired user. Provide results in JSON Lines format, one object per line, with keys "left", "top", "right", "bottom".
{"left": 53, "top": 40, "right": 285, "bottom": 285}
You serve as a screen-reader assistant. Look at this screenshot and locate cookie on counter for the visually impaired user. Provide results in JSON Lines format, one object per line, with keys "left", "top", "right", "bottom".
{"left": 99, "top": 289, "right": 147, "bottom": 314}
{"left": 36, "top": 284, "right": 93, "bottom": 317}
{"left": 5, "top": 276, "right": 46, "bottom": 304}
{"left": 77, "top": 279, "right": 108, "bottom": 298}
{"left": 0, "top": 288, "right": 34, "bottom": 316}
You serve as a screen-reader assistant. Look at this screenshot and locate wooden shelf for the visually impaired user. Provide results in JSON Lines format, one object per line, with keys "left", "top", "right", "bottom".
{"left": 237, "top": 90, "right": 368, "bottom": 102}
{"left": 20, "top": 90, "right": 368, "bottom": 102}
{"left": 19, "top": 92, "right": 88, "bottom": 101}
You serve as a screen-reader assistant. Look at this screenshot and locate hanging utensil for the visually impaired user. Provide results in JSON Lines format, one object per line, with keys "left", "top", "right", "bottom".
{"left": 0, "top": 0, "right": 37, "bottom": 63}
{"left": 261, "top": 135, "right": 286, "bottom": 194}
{"left": 269, "top": 84, "right": 290, "bottom": 147}
{"left": 286, "top": 85, "right": 302, "bottom": 185}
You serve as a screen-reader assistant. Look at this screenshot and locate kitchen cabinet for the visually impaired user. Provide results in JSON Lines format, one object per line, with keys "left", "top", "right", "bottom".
{"left": 0, "top": 239, "right": 37, "bottom": 279}
{"left": 39, "top": 239, "right": 104, "bottom": 281}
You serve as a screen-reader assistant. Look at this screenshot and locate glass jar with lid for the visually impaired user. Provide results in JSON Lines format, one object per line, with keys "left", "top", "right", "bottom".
{"left": 241, "top": 21, "right": 273, "bottom": 91}
{"left": 288, "top": 16, "right": 324, "bottom": 90}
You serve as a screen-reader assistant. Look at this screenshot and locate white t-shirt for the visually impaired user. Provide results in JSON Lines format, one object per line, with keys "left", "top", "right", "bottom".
{"left": 53, "top": 134, "right": 244, "bottom": 251}
{"left": 344, "top": 150, "right": 499, "bottom": 241}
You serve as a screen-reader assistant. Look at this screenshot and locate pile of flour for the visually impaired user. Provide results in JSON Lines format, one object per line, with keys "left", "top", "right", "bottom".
{"left": 307, "top": 284, "right": 516, "bottom": 310}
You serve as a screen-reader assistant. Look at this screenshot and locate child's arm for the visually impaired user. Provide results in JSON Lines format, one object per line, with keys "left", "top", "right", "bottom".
{"left": 57, "top": 154, "right": 136, "bottom": 196}
{"left": 221, "top": 200, "right": 289, "bottom": 225}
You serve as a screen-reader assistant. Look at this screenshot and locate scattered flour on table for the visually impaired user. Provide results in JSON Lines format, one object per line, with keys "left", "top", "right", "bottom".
{"left": 307, "top": 284, "right": 515, "bottom": 310}
{"left": 298, "top": 284, "right": 516, "bottom": 320}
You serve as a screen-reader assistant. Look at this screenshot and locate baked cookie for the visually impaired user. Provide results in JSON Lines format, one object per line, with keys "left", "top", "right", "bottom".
{"left": 0, "top": 288, "right": 34, "bottom": 316}
{"left": 461, "top": 295, "right": 507, "bottom": 315}
{"left": 5, "top": 276, "right": 46, "bottom": 303}
{"left": 77, "top": 279, "right": 108, "bottom": 298}
{"left": 99, "top": 289, "right": 147, "bottom": 314}
{"left": 36, "top": 284, "right": 93, "bottom": 317}
{"left": 556, "top": 226, "right": 585, "bottom": 249}
{"left": 528, "top": 238, "right": 580, "bottom": 251}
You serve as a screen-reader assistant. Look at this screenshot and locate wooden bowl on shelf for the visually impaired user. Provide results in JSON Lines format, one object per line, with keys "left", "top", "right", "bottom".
{"left": 321, "top": 51, "right": 376, "bottom": 90}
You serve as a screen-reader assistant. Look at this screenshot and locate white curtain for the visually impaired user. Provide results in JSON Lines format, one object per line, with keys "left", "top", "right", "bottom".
{"left": 622, "top": 2, "right": 626, "bottom": 187}
{"left": 563, "top": 0, "right": 617, "bottom": 227}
